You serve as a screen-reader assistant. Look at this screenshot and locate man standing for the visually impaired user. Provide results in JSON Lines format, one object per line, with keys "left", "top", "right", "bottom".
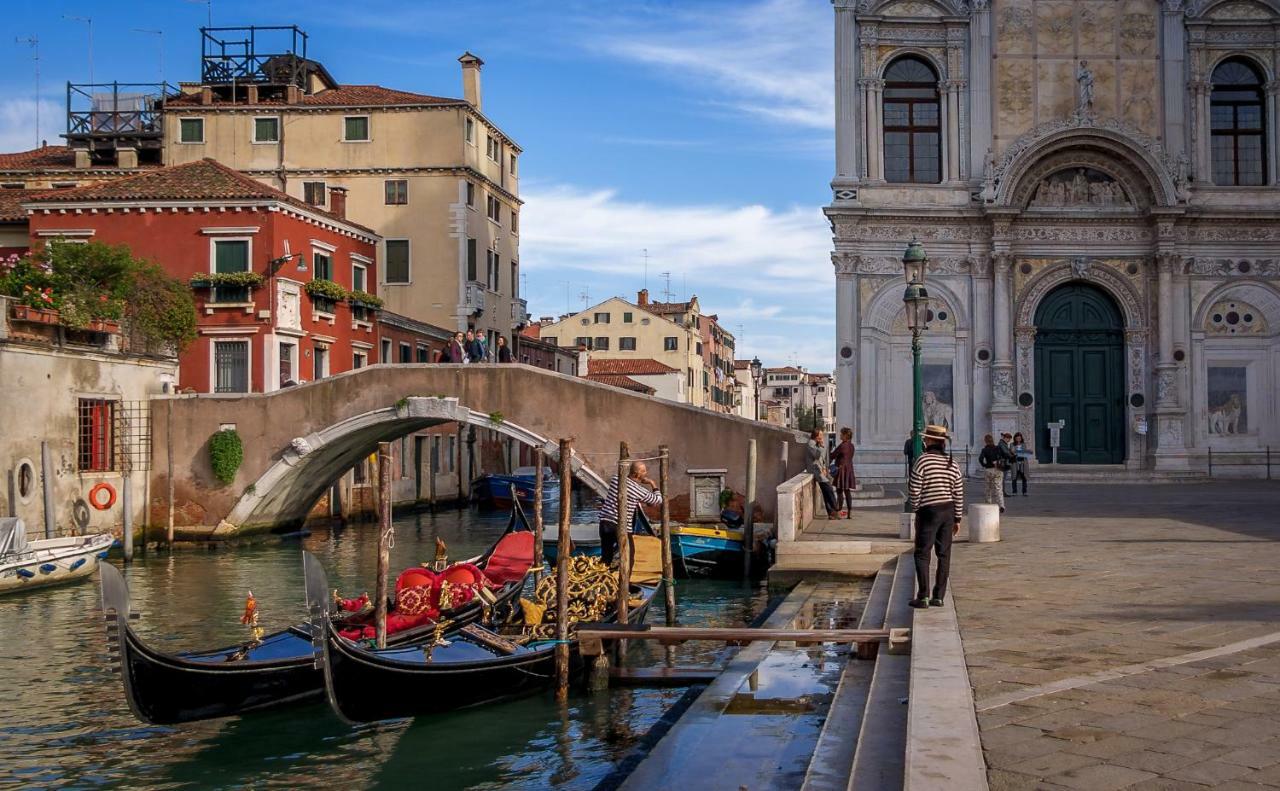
{"left": 997, "top": 432, "right": 1016, "bottom": 496}
{"left": 908, "top": 424, "right": 965, "bottom": 609}
{"left": 807, "top": 429, "right": 840, "bottom": 518}
{"left": 978, "top": 434, "right": 1006, "bottom": 513}
{"left": 598, "top": 460, "right": 664, "bottom": 565}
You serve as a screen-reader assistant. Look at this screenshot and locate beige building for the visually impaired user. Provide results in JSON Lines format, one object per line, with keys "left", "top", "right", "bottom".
{"left": 762, "top": 367, "right": 837, "bottom": 431}
{"left": 155, "top": 32, "right": 523, "bottom": 346}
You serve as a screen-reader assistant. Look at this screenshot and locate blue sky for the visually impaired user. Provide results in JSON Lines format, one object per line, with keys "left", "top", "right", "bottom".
{"left": 0, "top": 0, "right": 836, "bottom": 369}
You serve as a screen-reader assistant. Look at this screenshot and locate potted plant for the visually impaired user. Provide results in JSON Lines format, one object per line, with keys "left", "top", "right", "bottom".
{"left": 305, "top": 278, "right": 348, "bottom": 314}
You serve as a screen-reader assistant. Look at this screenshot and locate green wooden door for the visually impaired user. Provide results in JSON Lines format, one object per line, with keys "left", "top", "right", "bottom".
{"left": 1033, "top": 283, "right": 1125, "bottom": 464}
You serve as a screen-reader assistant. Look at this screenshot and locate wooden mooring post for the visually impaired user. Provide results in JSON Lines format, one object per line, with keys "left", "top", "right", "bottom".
{"left": 554, "top": 438, "right": 573, "bottom": 701}
{"left": 614, "top": 443, "right": 632, "bottom": 664}
{"left": 533, "top": 447, "right": 545, "bottom": 582}
{"left": 743, "top": 438, "right": 757, "bottom": 579}
{"left": 375, "top": 441, "right": 393, "bottom": 649}
{"left": 658, "top": 445, "right": 677, "bottom": 665}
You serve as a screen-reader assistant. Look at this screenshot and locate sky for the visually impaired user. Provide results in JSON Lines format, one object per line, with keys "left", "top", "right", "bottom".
{"left": 0, "top": 0, "right": 837, "bottom": 370}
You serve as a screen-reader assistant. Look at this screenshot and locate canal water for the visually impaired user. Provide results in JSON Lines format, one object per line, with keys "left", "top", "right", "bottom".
{"left": 0, "top": 507, "right": 781, "bottom": 790}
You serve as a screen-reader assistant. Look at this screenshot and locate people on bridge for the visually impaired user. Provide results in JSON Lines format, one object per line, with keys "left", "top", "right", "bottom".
{"left": 979, "top": 434, "right": 1007, "bottom": 512}
{"left": 908, "top": 424, "right": 964, "bottom": 609}
{"left": 465, "top": 329, "right": 488, "bottom": 363}
{"left": 1011, "top": 432, "right": 1031, "bottom": 496}
{"left": 442, "top": 332, "right": 467, "bottom": 363}
{"left": 496, "top": 335, "right": 513, "bottom": 363}
{"left": 807, "top": 429, "right": 840, "bottom": 519}
{"left": 831, "top": 427, "right": 857, "bottom": 519}
{"left": 598, "top": 461, "right": 663, "bottom": 566}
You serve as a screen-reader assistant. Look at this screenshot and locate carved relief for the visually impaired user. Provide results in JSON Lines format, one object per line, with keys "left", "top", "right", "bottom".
{"left": 997, "top": 0, "right": 1034, "bottom": 54}
{"left": 1207, "top": 0, "right": 1274, "bottom": 19}
{"left": 1012, "top": 223, "right": 1153, "bottom": 242}
{"left": 1015, "top": 260, "right": 1146, "bottom": 328}
{"left": 1118, "top": 2, "right": 1157, "bottom": 57}
{"left": 1186, "top": 257, "right": 1280, "bottom": 275}
{"left": 879, "top": 0, "right": 946, "bottom": 15}
{"left": 1037, "top": 2, "right": 1076, "bottom": 56}
{"left": 1119, "top": 62, "right": 1159, "bottom": 134}
{"left": 1079, "top": 2, "right": 1116, "bottom": 54}
{"left": 1205, "top": 300, "right": 1268, "bottom": 335}
{"left": 1028, "top": 168, "right": 1131, "bottom": 208}
{"left": 1126, "top": 330, "right": 1147, "bottom": 397}
{"left": 992, "top": 366, "right": 1015, "bottom": 403}
{"left": 996, "top": 60, "right": 1034, "bottom": 141}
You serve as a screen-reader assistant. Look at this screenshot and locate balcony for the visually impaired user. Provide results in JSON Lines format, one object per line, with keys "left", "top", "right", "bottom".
{"left": 464, "top": 281, "right": 486, "bottom": 315}
{"left": 511, "top": 298, "right": 530, "bottom": 326}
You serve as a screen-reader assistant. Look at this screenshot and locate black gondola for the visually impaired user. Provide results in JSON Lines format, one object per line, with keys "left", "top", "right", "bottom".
{"left": 303, "top": 551, "right": 657, "bottom": 724}
{"left": 99, "top": 501, "right": 538, "bottom": 725}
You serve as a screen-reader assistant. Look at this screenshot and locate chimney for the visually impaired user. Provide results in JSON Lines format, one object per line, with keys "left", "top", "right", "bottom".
{"left": 458, "top": 52, "right": 484, "bottom": 110}
{"left": 637, "top": 288, "right": 649, "bottom": 306}
{"left": 200, "top": 86, "right": 213, "bottom": 105}
{"left": 328, "top": 186, "right": 348, "bottom": 219}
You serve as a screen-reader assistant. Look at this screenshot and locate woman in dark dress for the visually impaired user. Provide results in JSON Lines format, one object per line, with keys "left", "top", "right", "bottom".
{"left": 496, "top": 335, "right": 513, "bottom": 363}
{"left": 832, "top": 427, "right": 857, "bottom": 518}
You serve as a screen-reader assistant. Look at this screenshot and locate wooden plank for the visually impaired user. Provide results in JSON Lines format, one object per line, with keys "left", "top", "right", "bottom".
{"left": 609, "top": 667, "right": 722, "bottom": 687}
{"left": 460, "top": 623, "right": 520, "bottom": 655}
{"left": 576, "top": 626, "right": 897, "bottom": 644}
{"left": 579, "top": 637, "right": 604, "bottom": 657}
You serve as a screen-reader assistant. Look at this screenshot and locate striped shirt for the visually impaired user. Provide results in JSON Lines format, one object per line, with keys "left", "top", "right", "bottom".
{"left": 908, "top": 449, "right": 965, "bottom": 516}
{"left": 599, "top": 475, "right": 663, "bottom": 527}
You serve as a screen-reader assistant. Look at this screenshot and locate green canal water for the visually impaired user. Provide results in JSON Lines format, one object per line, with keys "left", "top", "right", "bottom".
{"left": 0, "top": 508, "right": 779, "bottom": 790}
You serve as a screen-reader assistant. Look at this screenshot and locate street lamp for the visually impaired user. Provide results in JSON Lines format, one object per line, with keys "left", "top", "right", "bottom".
{"left": 903, "top": 238, "right": 930, "bottom": 461}
{"left": 749, "top": 356, "right": 763, "bottom": 421}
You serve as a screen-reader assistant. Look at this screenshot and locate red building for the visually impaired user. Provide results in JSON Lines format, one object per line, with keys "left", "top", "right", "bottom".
{"left": 22, "top": 159, "right": 381, "bottom": 393}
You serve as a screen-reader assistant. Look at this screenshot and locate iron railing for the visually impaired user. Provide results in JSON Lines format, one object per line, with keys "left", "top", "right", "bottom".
{"left": 1207, "top": 446, "right": 1273, "bottom": 479}
{"left": 66, "top": 82, "right": 170, "bottom": 138}
{"left": 201, "top": 26, "right": 309, "bottom": 87}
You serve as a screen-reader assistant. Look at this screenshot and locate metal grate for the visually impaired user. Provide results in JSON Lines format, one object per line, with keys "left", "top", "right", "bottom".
{"left": 113, "top": 400, "right": 152, "bottom": 473}
{"left": 78, "top": 399, "right": 116, "bottom": 472}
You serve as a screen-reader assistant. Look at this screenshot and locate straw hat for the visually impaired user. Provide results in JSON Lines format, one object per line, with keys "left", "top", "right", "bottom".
{"left": 923, "top": 424, "right": 950, "bottom": 442}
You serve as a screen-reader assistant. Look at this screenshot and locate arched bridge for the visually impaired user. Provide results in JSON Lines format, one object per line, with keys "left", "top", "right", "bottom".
{"left": 151, "top": 364, "right": 806, "bottom": 536}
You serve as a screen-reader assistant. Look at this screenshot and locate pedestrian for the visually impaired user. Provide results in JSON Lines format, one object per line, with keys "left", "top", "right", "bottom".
{"left": 908, "top": 424, "right": 965, "bottom": 609}
{"left": 1011, "top": 431, "right": 1031, "bottom": 496}
{"left": 831, "top": 427, "right": 857, "bottom": 519}
{"left": 444, "top": 331, "right": 467, "bottom": 363}
{"left": 598, "top": 460, "right": 664, "bottom": 566}
{"left": 978, "top": 434, "right": 1006, "bottom": 512}
{"left": 998, "top": 432, "right": 1016, "bottom": 496}
{"left": 808, "top": 429, "right": 840, "bottom": 518}
{"left": 464, "top": 329, "right": 485, "bottom": 363}
{"left": 496, "top": 335, "right": 513, "bottom": 363}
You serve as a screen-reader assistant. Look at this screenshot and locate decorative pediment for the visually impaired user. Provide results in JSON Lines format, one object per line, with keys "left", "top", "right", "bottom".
{"left": 1028, "top": 168, "right": 1132, "bottom": 209}
{"left": 879, "top": 0, "right": 945, "bottom": 16}
{"left": 857, "top": 0, "right": 969, "bottom": 16}
{"left": 1206, "top": 0, "right": 1275, "bottom": 19}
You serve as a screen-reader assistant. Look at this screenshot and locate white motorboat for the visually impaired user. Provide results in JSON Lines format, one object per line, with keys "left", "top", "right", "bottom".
{"left": 0, "top": 518, "right": 114, "bottom": 595}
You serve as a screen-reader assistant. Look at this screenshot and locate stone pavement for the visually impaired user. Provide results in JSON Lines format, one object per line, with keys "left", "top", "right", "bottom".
{"left": 948, "top": 481, "right": 1280, "bottom": 790}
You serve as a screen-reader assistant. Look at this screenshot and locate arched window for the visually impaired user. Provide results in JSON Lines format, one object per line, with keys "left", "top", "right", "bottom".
{"left": 883, "top": 57, "right": 941, "bottom": 184}
{"left": 1211, "top": 59, "right": 1267, "bottom": 186}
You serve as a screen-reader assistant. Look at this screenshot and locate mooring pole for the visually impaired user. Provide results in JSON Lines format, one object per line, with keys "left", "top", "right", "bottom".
{"left": 166, "top": 400, "right": 175, "bottom": 549}
{"left": 40, "top": 441, "right": 55, "bottom": 539}
{"left": 555, "top": 437, "right": 573, "bottom": 701}
{"left": 456, "top": 424, "right": 465, "bottom": 506}
{"left": 744, "top": 438, "right": 757, "bottom": 579}
{"left": 659, "top": 445, "right": 677, "bottom": 665}
{"left": 615, "top": 442, "right": 632, "bottom": 664}
{"left": 122, "top": 475, "right": 134, "bottom": 562}
{"left": 533, "top": 447, "right": 545, "bottom": 581}
{"left": 375, "top": 441, "right": 393, "bottom": 649}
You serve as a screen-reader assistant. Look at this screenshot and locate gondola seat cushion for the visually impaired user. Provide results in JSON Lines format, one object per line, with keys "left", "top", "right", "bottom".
{"left": 442, "top": 562, "right": 486, "bottom": 587}
{"left": 484, "top": 532, "right": 535, "bottom": 584}
{"left": 396, "top": 567, "right": 441, "bottom": 593}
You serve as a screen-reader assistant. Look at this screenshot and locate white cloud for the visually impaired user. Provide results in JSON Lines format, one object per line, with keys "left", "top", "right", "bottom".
{"left": 0, "top": 98, "right": 62, "bottom": 153}
{"left": 586, "top": 0, "right": 833, "bottom": 130}
{"left": 520, "top": 183, "right": 836, "bottom": 370}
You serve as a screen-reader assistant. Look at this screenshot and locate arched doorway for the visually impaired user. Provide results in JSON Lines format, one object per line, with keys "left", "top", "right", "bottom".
{"left": 1034, "top": 283, "right": 1125, "bottom": 464}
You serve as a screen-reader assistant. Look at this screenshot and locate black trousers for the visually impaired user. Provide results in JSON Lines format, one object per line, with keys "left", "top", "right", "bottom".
{"left": 1013, "top": 469, "right": 1028, "bottom": 494}
{"left": 599, "top": 519, "right": 637, "bottom": 569}
{"left": 913, "top": 504, "right": 956, "bottom": 600}
{"left": 818, "top": 480, "right": 840, "bottom": 515}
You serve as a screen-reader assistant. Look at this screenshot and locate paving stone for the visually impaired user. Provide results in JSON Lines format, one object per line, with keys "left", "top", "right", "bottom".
{"left": 1109, "top": 749, "right": 1203, "bottom": 774}
{"left": 1004, "top": 750, "right": 1100, "bottom": 778}
{"left": 1061, "top": 734, "right": 1155, "bottom": 759}
{"left": 1125, "top": 779, "right": 1220, "bottom": 791}
{"left": 1218, "top": 744, "right": 1280, "bottom": 770}
{"left": 1165, "top": 760, "right": 1256, "bottom": 785}
{"left": 986, "top": 768, "right": 1042, "bottom": 791}
{"left": 1129, "top": 719, "right": 1213, "bottom": 741}
{"left": 985, "top": 736, "right": 1077, "bottom": 768}
{"left": 981, "top": 724, "right": 1049, "bottom": 750}
{"left": 1150, "top": 738, "right": 1235, "bottom": 760}
{"left": 1046, "top": 762, "right": 1157, "bottom": 790}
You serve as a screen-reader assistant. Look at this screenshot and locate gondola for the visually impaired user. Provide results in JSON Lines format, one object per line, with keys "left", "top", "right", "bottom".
{"left": 541, "top": 507, "right": 658, "bottom": 563}
{"left": 471, "top": 466, "right": 559, "bottom": 509}
{"left": 304, "top": 551, "right": 658, "bottom": 724}
{"left": 99, "top": 500, "right": 538, "bottom": 725}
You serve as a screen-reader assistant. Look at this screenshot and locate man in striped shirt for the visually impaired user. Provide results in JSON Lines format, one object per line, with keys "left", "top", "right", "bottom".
{"left": 599, "top": 461, "right": 664, "bottom": 565}
{"left": 907, "top": 424, "right": 965, "bottom": 609}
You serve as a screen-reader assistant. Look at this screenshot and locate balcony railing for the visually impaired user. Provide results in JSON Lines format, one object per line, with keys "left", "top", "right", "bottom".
{"left": 464, "top": 281, "right": 486, "bottom": 315}
{"left": 511, "top": 297, "right": 530, "bottom": 325}
{"left": 66, "top": 82, "right": 170, "bottom": 139}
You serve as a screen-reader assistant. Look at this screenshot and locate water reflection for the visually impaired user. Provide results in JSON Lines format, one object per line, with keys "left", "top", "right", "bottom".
{"left": 0, "top": 506, "right": 776, "bottom": 790}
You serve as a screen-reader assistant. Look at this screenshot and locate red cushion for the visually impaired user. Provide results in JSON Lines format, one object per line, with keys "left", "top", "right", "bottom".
{"left": 483, "top": 532, "right": 534, "bottom": 585}
{"left": 396, "top": 567, "right": 439, "bottom": 593}
{"left": 442, "top": 562, "right": 485, "bottom": 587}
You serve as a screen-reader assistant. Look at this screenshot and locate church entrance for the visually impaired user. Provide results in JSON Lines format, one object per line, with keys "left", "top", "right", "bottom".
{"left": 1033, "top": 282, "right": 1125, "bottom": 464}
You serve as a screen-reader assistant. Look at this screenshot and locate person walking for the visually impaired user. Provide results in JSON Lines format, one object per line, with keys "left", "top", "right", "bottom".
{"left": 998, "top": 432, "right": 1016, "bottom": 496}
{"left": 443, "top": 331, "right": 467, "bottom": 363}
{"left": 1011, "top": 432, "right": 1031, "bottom": 496}
{"left": 831, "top": 427, "right": 857, "bottom": 518}
{"left": 978, "top": 434, "right": 1006, "bottom": 513}
{"left": 908, "top": 424, "right": 965, "bottom": 608}
{"left": 464, "top": 329, "right": 485, "bottom": 363}
{"left": 496, "top": 335, "right": 513, "bottom": 363}
{"left": 808, "top": 429, "right": 840, "bottom": 518}
{"left": 598, "top": 460, "right": 664, "bottom": 566}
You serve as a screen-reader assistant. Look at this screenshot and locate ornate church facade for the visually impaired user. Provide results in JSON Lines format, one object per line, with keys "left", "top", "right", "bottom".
{"left": 828, "top": 0, "right": 1280, "bottom": 476}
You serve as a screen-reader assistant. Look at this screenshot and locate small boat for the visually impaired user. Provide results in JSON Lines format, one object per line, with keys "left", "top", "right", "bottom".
{"left": 99, "top": 502, "right": 538, "bottom": 725}
{"left": 671, "top": 523, "right": 746, "bottom": 578}
{"left": 471, "top": 467, "right": 559, "bottom": 509}
{"left": 303, "top": 551, "right": 658, "bottom": 724}
{"left": 541, "top": 508, "right": 658, "bottom": 563}
{"left": 0, "top": 518, "right": 113, "bottom": 595}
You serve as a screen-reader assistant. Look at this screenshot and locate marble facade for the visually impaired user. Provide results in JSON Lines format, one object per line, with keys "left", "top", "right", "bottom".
{"left": 829, "top": 0, "right": 1280, "bottom": 477}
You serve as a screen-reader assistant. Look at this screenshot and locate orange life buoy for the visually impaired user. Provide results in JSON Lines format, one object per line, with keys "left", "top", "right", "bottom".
{"left": 88, "top": 482, "right": 116, "bottom": 510}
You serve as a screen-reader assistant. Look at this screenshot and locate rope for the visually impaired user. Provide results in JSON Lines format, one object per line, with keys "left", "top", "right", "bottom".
{"left": 382, "top": 526, "right": 395, "bottom": 550}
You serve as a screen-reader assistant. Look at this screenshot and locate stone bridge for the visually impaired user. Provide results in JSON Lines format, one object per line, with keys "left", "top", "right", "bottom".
{"left": 151, "top": 364, "right": 806, "bottom": 536}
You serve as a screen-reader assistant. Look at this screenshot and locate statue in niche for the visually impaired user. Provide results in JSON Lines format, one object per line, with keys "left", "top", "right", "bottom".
{"left": 1029, "top": 168, "right": 1130, "bottom": 208}
{"left": 1076, "top": 60, "right": 1095, "bottom": 119}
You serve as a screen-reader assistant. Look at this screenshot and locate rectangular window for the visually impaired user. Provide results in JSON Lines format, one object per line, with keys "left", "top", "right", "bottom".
{"left": 465, "top": 181, "right": 475, "bottom": 207}
{"left": 279, "top": 342, "right": 296, "bottom": 386}
{"left": 399, "top": 342, "right": 412, "bottom": 363}
{"left": 511, "top": 262, "right": 519, "bottom": 297}
{"left": 179, "top": 117, "right": 204, "bottom": 143}
{"left": 574, "top": 336, "right": 592, "bottom": 349}
{"left": 214, "top": 340, "right": 250, "bottom": 393}
{"left": 447, "top": 436, "right": 457, "bottom": 472}
{"left": 212, "top": 239, "right": 250, "bottom": 302}
{"left": 487, "top": 195, "right": 501, "bottom": 223}
{"left": 385, "top": 240, "right": 410, "bottom": 284}
{"left": 380, "top": 338, "right": 392, "bottom": 362}
{"left": 623, "top": 312, "right": 633, "bottom": 323}
{"left": 253, "top": 117, "right": 279, "bottom": 143}
{"left": 486, "top": 134, "right": 499, "bottom": 161}
{"left": 303, "top": 181, "right": 327, "bottom": 207}
{"left": 467, "top": 239, "right": 478, "bottom": 281}
{"left": 465, "top": 117, "right": 475, "bottom": 143}
{"left": 313, "top": 345, "right": 329, "bottom": 380}
{"left": 351, "top": 263, "right": 367, "bottom": 294}
{"left": 487, "top": 251, "right": 500, "bottom": 291}
{"left": 343, "top": 116, "right": 370, "bottom": 141}
{"left": 594, "top": 312, "right": 610, "bottom": 324}
{"left": 416, "top": 345, "right": 429, "bottom": 363}
{"left": 696, "top": 342, "right": 703, "bottom": 355}
{"left": 511, "top": 211, "right": 519, "bottom": 234}
{"left": 510, "top": 153, "right": 518, "bottom": 174}
{"left": 664, "top": 336, "right": 678, "bottom": 352}
{"left": 594, "top": 337, "right": 610, "bottom": 351}
{"left": 312, "top": 251, "right": 333, "bottom": 282}
{"left": 384, "top": 179, "right": 408, "bottom": 205}
{"left": 620, "top": 337, "right": 637, "bottom": 351}
{"left": 353, "top": 351, "right": 367, "bottom": 369}
{"left": 77, "top": 399, "right": 116, "bottom": 472}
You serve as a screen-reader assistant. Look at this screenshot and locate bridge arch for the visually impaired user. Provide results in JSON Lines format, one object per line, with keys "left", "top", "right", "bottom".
{"left": 222, "top": 396, "right": 606, "bottom": 533}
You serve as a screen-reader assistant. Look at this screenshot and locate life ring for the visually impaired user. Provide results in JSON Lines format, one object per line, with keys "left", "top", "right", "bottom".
{"left": 88, "top": 482, "right": 116, "bottom": 511}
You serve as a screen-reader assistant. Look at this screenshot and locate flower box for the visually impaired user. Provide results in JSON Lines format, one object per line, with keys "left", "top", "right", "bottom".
{"left": 11, "top": 304, "right": 60, "bottom": 325}
{"left": 87, "top": 318, "right": 121, "bottom": 334}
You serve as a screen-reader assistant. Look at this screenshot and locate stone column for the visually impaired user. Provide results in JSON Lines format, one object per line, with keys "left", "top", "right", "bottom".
{"left": 1161, "top": 0, "right": 1188, "bottom": 158}
{"left": 991, "top": 252, "right": 1015, "bottom": 403}
{"left": 863, "top": 79, "right": 884, "bottom": 182}
{"left": 946, "top": 81, "right": 964, "bottom": 183}
{"left": 1267, "top": 81, "right": 1280, "bottom": 185}
{"left": 1191, "top": 79, "right": 1212, "bottom": 184}
{"left": 968, "top": 0, "right": 993, "bottom": 184}
{"left": 1155, "top": 253, "right": 1178, "bottom": 408}
{"left": 835, "top": 261, "right": 860, "bottom": 435}
{"left": 834, "top": 5, "right": 860, "bottom": 182}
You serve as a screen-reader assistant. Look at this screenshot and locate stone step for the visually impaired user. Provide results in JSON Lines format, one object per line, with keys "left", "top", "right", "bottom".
{"left": 778, "top": 539, "right": 873, "bottom": 556}
{"left": 845, "top": 496, "right": 904, "bottom": 509}
{"left": 768, "top": 553, "right": 896, "bottom": 583}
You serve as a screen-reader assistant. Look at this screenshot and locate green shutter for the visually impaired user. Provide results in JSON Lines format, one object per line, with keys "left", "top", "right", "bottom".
{"left": 180, "top": 118, "right": 203, "bottom": 143}
{"left": 214, "top": 240, "right": 249, "bottom": 273}
{"left": 254, "top": 117, "right": 278, "bottom": 142}
{"left": 344, "top": 116, "right": 369, "bottom": 141}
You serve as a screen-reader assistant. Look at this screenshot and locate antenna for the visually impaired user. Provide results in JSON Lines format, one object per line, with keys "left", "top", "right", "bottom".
{"left": 184, "top": 0, "right": 213, "bottom": 26}
{"left": 643, "top": 248, "right": 649, "bottom": 291}
{"left": 661, "top": 272, "right": 673, "bottom": 303}
{"left": 63, "top": 16, "right": 93, "bottom": 86}
{"left": 132, "top": 28, "right": 165, "bottom": 85}
{"left": 14, "top": 36, "right": 38, "bottom": 149}
{"left": 578, "top": 286, "right": 590, "bottom": 310}
{"left": 563, "top": 281, "right": 571, "bottom": 314}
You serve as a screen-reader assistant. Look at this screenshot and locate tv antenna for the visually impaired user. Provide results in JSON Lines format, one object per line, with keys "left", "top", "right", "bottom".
{"left": 661, "top": 272, "right": 673, "bottom": 303}
{"left": 579, "top": 286, "right": 591, "bottom": 310}
{"left": 642, "top": 248, "right": 649, "bottom": 291}
{"left": 184, "top": 0, "right": 213, "bottom": 27}
{"left": 62, "top": 16, "right": 93, "bottom": 86}
{"left": 14, "top": 36, "right": 38, "bottom": 149}
{"left": 132, "top": 28, "right": 165, "bottom": 85}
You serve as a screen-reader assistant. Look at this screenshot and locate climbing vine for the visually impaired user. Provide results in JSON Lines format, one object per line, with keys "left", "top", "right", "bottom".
{"left": 209, "top": 429, "right": 244, "bottom": 486}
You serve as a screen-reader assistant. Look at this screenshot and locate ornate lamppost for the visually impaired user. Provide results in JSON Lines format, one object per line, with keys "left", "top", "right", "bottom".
{"left": 749, "top": 356, "right": 764, "bottom": 421}
{"left": 903, "top": 238, "right": 930, "bottom": 461}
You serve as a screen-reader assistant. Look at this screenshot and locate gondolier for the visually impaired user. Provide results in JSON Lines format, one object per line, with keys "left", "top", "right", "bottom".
{"left": 599, "top": 461, "right": 663, "bottom": 566}
{"left": 907, "top": 424, "right": 965, "bottom": 609}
